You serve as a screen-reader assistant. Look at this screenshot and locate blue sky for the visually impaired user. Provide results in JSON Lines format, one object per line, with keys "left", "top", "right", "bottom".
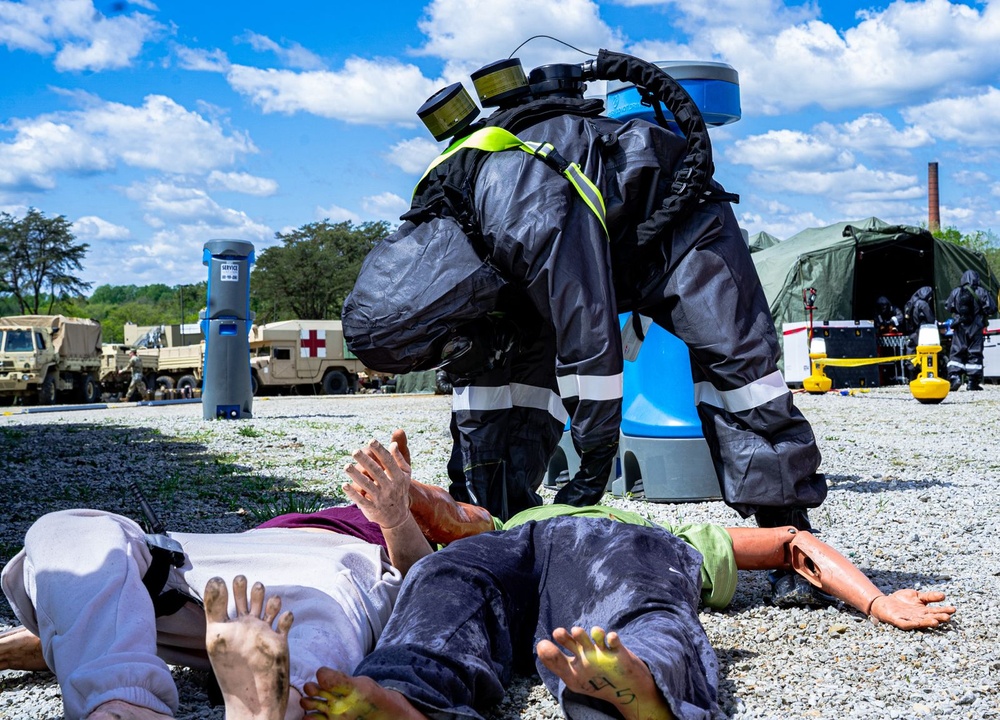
{"left": 1, "top": 0, "right": 999, "bottom": 288}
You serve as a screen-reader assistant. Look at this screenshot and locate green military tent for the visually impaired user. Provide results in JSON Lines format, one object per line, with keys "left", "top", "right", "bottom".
{"left": 748, "top": 230, "right": 781, "bottom": 253}
{"left": 752, "top": 217, "right": 999, "bottom": 329}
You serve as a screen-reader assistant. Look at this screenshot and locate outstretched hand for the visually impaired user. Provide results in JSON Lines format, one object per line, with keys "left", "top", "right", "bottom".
{"left": 869, "top": 589, "right": 956, "bottom": 630}
{"left": 344, "top": 438, "right": 412, "bottom": 530}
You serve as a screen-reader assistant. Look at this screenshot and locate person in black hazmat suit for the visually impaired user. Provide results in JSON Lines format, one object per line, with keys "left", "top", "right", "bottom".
{"left": 873, "top": 296, "right": 903, "bottom": 335}
{"left": 944, "top": 270, "right": 996, "bottom": 391}
{"left": 902, "top": 286, "right": 936, "bottom": 379}
{"left": 343, "top": 51, "right": 826, "bottom": 571}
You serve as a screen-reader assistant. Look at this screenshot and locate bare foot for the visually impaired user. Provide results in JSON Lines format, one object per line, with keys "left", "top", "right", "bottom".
{"left": 86, "top": 699, "right": 172, "bottom": 720}
{"left": 300, "top": 667, "right": 427, "bottom": 720}
{"left": 537, "top": 626, "right": 676, "bottom": 720}
{"left": 0, "top": 626, "right": 47, "bottom": 671}
{"left": 204, "top": 575, "right": 294, "bottom": 720}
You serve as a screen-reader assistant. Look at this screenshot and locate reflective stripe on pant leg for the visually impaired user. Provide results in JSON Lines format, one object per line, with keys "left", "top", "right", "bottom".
{"left": 451, "top": 381, "right": 512, "bottom": 518}
{"left": 641, "top": 202, "right": 823, "bottom": 517}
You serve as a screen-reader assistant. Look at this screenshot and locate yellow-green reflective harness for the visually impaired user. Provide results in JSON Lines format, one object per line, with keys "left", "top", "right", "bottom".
{"left": 414, "top": 126, "right": 608, "bottom": 239}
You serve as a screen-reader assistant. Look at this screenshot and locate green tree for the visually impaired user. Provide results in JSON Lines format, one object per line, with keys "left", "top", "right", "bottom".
{"left": 0, "top": 208, "right": 91, "bottom": 314}
{"left": 250, "top": 220, "right": 391, "bottom": 323}
{"left": 71, "top": 282, "right": 208, "bottom": 342}
{"left": 933, "top": 226, "right": 1000, "bottom": 276}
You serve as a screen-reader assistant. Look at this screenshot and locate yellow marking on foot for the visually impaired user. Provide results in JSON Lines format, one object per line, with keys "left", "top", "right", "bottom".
{"left": 319, "top": 687, "right": 375, "bottom": 716}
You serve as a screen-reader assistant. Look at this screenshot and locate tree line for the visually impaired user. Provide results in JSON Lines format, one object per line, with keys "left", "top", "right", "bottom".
{"left": 2, "top": 206, "right": 998, "bottom": 344}
{"left": 0, "top": 208, "right": 392, "bottom": 342}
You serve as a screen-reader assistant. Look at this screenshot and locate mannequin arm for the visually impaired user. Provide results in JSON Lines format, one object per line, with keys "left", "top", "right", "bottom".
{"left": 408, "top": 479, "right": 496, "bottom": 544}
{"left": 387, "top": 428, "right": 496, "bottom": 544}
{"left": 727, "top": 527, "right": 955, "bottom": 629}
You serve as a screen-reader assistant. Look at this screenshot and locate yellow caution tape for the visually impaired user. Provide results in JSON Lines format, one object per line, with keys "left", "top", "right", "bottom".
{"left": 816, "top": 354, "right": 916, "bottom": 368}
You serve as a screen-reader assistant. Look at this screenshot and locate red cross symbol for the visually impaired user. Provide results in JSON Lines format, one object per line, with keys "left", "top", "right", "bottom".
{"left": 300, "top": 329, "right": 327, "bottom": 358}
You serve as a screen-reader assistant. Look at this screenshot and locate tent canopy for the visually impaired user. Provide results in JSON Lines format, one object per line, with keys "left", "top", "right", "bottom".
{"left": 752, "top": 217, "right": 999, "bottom": 328}
{"left": 748, "top": 230, "right": 780, "bottom": 253}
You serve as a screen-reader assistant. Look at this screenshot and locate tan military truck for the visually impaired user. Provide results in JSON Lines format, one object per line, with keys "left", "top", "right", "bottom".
{"left": 0, "top": 315, "right": 103, "bottom": 405}
{"left": 101, "top": 323, "right": 206, "bottom": 397}
{"left": 248, "top": 319, "right": 366, "bottom": 395}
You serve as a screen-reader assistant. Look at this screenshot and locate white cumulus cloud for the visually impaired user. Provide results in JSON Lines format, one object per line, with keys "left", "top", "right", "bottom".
{"left": 654, "top": 0, "right": 1000, "bottom": 115}
{"left": 902, "top": 87, "right": 1000, "bottom": 147}
{"left": 361, "top": 192, "right": 408, "bottom": 222}
{"left": 727, "top": 129, "right": 851, "bottom": 172}
{"left": 316, "top": 204, "right": 361, "bottom": 224}
{"left": 74, "top": 215, "right": 131, "bottom": 240}
{"left": 91, "top": 178, "right": 274, "bottom": 285}
{"left": 207, "top": 170, "right": 278, "bottom": 196}
{"left": 175, "top": 45, "right": 230, "bottom": 73}
{"left": 240, "top": 31, "right": 324, "bottom": 71}
{"left": 226, "top": 57, "right": 440, "bottom": 125}
{"left": 416, "top": 0, "right": 623, "bottom": 78}
{"left": 0, "top": 94, "right": 257, "bottom": 190}
{"left": 385, "top": 137, "right": 442, "bottom": 175}
{"left": 0, "top": 0, "right": 161, "bottom": 71}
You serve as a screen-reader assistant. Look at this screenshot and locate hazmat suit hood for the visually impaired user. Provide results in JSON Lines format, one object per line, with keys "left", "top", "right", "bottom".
{"left": 914, "top": 286, "right": 934, "bottom": 302}
{"left": 960, "top": 270, "right": 980, "bottom": 287}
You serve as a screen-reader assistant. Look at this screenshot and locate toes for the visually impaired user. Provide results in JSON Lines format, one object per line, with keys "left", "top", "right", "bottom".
{"left": 550, "top": 626, "right": 573, "bottom": 648}
{"left": 315, "top": 665, "right": 353, "bottom": 690}
{"left": 569, "top": 626, "right": 596, "bottom": 653}
{"left": 249, "top": 581, "right": 266, "bottom": 617}
{"left": 277, "top": 610, "right": 294, "bottom": 636}
{"left": 604, "top": 630, "right": 622, "bottom": 650}
{"left": 536, "top": 638, "right": 572, "bottom": 673}
{"left": 262, "top": 594, "right": 282, "bottom": 624}
{"left": 233, "top": 575, "right": 249, "bottom": 616}
{"left": 203, "top": 577, "right": 230, "bottom": 623}
{"left": 590, "top": 626, "right": 607, "bottom": 648}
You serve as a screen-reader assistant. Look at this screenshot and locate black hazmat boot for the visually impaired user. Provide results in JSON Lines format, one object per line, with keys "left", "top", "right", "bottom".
{"left": 755, "top": 506, "right": 834, "bottom": 608}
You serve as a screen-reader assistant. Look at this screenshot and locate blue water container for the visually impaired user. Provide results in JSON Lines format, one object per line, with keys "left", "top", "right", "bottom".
{"left": 606, "top": 61, "right": 741, "bottom": 129}
{"left": 613, "top": 317, "right": 720, "bottom": 502}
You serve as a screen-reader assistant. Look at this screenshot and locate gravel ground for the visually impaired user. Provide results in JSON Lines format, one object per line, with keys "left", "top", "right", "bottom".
{"left": 1, "top": 386, "right": 998, "bottom": 719}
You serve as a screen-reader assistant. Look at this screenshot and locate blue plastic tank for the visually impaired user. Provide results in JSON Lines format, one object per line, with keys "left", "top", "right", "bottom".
{"left": 606, "top": 61, "right": 741, "bottom": 129}
{"left": 619, "top": 319, "right": 702, "bottom": 438}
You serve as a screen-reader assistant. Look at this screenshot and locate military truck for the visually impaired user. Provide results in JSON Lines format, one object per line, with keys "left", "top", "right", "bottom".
{"left": 0, "top": 315, "right": 103, "bottom": 405}
{"left": 101, "top": 323, "right": 206, "bottom": 397}
{"left": 248, "top": 319, "right": 366, "bottom": 395}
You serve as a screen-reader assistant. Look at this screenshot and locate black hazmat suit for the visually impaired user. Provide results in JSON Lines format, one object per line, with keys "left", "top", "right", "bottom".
{"left": 945, "top": 270, "right": 996, "bottom": 388}
{"left": 343, "top": 95, "right": 825, "bottom": 524}
{"left": 903, "top": 286, "right": 936, "bottom": 351}
{"left": 873, "top": 296, "right": 903, "bottom": 335}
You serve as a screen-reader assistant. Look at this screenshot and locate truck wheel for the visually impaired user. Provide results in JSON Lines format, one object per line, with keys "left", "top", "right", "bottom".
{"left": 322, "top": 370, "right": 349, "bottom": 395}
{"left": 156, "top": 375, "right": 175, "bottom": 390}
{"left": 78, "top": 375, "right": 101, "bottom": 404}
{"left": 38, "top": 376, "right": 57, "bottom": 405}
{"left": 176, "top": 375, "right": 199, "bottom": 392}
{"left": 250, "top": 372, "right": 260, "bottom": 396}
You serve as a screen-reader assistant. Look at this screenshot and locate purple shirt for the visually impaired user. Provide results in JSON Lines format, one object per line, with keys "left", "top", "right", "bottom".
{"left": 255, "top": 504, "right": 387, "bottom": 550}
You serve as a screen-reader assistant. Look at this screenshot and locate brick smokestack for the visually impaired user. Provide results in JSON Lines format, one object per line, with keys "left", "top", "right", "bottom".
{"left": 928, "top": 162, "right": 940, "bottom": 233}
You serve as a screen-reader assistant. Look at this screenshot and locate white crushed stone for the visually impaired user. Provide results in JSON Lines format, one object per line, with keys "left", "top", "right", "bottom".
{"left": 1, "top": 386, "right": 998, "bottom": 719}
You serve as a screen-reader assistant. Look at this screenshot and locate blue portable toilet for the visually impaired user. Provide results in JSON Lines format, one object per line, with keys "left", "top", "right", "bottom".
{"left": 545, "top": 61, "right": 738, "bottom": 501}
